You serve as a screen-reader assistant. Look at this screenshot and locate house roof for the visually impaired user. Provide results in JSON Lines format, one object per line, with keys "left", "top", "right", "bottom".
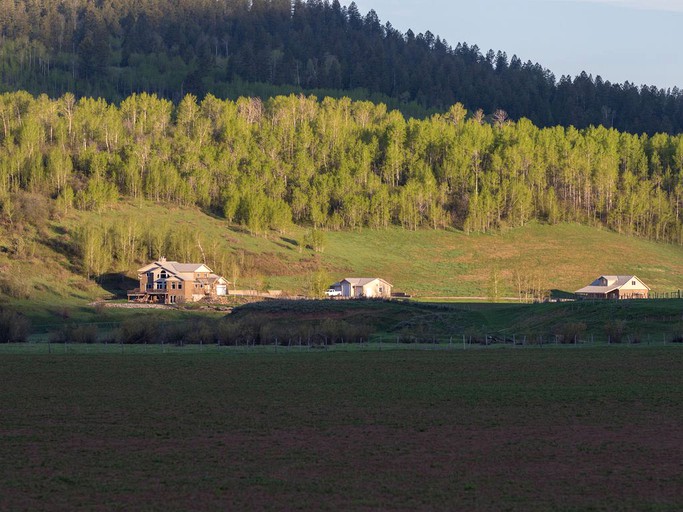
{"left": 575, "top": 275, "right": 649, "bottom": 294}
{"left": 197, "top": 274, "right": 227, "bottom": 285}
{"left": 137, "top": 259, "right": 215, "bottom": 282}
{"left": 341, "top": 277, "right": 392, "bottom": 287}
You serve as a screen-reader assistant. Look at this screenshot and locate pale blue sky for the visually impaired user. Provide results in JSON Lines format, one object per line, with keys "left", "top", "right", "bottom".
{"left": 352, "top": 0, "right": 683, "bottom": 89}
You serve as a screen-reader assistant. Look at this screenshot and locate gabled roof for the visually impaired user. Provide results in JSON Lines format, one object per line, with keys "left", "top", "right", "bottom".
{"left": 196, "top": 274, "right": 228, "bottom": 285}
{"left": 575, "top": 275, "right": 649, "bottom": 294}
{"left": 341, "top": 277, "right": 392, "bottom": 287}
{"left": 171, "top": 263, "right": 211, "bottom": 273}
{"left": 137, "top": 260, "right": 214, "bottom": 280}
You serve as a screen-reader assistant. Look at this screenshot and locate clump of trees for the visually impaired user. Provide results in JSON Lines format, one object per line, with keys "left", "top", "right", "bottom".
{"left": 113, "top": 316, "right": 372, "bottom": 345}
{"left": 2, "top": 91, "right": 683, "bottom": 280}
{"left": 49, "top": 324, "right": 98, "bottom": 344}
{"left": 72, "top": 216, "right": 236, "bottom": 281}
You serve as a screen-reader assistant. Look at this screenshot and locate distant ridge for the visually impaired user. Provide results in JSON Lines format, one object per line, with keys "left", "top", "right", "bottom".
{"left": 0, "top": 0, "right": 681, "bottom": 134}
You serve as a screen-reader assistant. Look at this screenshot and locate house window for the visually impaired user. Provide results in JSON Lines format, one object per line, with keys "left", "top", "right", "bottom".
{"left": 160, "top": 271, "right": 168, "bottom": 279}
{"left": 632, "top": 280, "right": 636, "bottom": 285}
{"left": 178, "top": 284, "right": 182, "bottom": 289}
{"left": 171, "top": 283, "right": 176, "bottom": 289}
{"left": 146, "top": 284, "right": 152, "bottom": 290}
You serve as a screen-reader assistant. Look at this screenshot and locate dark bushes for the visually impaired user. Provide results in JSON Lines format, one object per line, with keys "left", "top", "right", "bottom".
{"left": 49, "top": 324, "right": 98, "bottom": 344}
{"left": 111, "top": 316, "right": 375, "bottom": 345}
{"left": 604, "top": 319, "right": 627, "bottom": 343}
{"left": 0, "top": 308, "right": 30, "bottom": 342}
{"left": 162, "top": 320, "right": 215, "bottom": 345}
{"left": 553, "top": 322, "right": 587, "bottom": 343}
{"left": 117, "top": 317, "right": 163, "bottom": 344}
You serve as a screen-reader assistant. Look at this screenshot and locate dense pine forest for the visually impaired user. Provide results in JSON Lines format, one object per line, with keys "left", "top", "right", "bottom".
{"left": 2, "top": 91, "right": 683, "bottom": 248}
{"left": 1, "top": 0, "right": 682, "bottom": 135}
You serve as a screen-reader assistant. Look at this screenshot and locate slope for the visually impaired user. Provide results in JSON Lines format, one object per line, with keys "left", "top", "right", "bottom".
{"left": 4, "top": 201, "right": 683, "bottom": 326}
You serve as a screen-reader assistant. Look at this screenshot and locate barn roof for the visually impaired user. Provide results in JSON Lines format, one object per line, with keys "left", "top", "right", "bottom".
{"left": 575, "top": 275, "right": 649, "bottom": 294}
{"left": 341, "top": 277, "right": 392, "bottom": 286}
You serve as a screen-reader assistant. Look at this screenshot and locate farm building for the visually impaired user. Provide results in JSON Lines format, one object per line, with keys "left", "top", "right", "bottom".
{"left": 128, "top": 257, "right": 229, "bottom": 304}
{"left": 575, "top": 275, "right": 650, "bottom": 300}
{"left": 339, "top": 278, "right": 392, "bottom": 298}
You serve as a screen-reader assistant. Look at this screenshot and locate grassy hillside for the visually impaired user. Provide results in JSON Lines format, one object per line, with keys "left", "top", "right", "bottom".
{"left": 86, "top": 203, "right": 683, "bottom": 297}
{"left": 3, "top": 201, "right": 683, "bottom": 326}
{"left": 0, "top": 203, "right": 683, "bottom": 332}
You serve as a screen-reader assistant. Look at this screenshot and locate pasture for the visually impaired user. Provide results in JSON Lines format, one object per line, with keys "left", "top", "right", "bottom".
{"left": 1, "top": 347, "right": 681, "bottom": 510}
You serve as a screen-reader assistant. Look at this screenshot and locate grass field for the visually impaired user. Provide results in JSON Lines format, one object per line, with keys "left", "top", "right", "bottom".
{"left": 0, "top": 348, "right": 681, "bottom": 510}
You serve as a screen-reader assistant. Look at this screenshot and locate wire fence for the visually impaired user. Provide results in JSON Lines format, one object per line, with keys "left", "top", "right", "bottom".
{"left": 3, "top": 332, "right": 682, "bottom": 355}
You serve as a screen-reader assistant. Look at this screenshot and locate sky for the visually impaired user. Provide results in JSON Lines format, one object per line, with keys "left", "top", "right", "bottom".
{"left": 352, "top": 0, "right": 683, "bottom": 90}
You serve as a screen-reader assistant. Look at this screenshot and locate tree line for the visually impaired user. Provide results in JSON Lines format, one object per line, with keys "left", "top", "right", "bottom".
{"left": 2, "top": 91, "right": 683, "bottom": 251}
{"left": 1, "top": 0, "right": 682, "bottom": 134}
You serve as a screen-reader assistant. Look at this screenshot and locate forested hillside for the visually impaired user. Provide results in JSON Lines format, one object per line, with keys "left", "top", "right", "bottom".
{"left": 2, "top": 91, "right": 683, "bottom": 252}
{"left": 1, "top": 0, "right": 682, "bottom": 134}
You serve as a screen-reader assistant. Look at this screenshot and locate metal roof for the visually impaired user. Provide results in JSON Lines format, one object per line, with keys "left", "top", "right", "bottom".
{"left": 575, "top": 275, "right": 649, "bottom": 294}
{"left": 341, "top": 277, "right": 392, "bottom": 287}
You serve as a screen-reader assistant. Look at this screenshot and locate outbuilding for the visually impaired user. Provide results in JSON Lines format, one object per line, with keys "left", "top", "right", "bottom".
{"left": 575, "top": 275, "right": 649, "bottom": 299}
{"left": 339, "top": 278, "right": 392, "bottom": 298}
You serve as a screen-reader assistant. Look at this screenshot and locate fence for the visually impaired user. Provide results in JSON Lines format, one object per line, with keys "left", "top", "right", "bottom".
{"left": 5, "top": 331, "right": 682, "bottom": 355}
{"left": 649, "top": 290, "right": 683, "bottom": 299}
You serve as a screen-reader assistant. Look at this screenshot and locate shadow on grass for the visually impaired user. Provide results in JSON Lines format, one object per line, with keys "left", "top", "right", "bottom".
{"left": 550, "top": 289, "right": 577, "bottom": 300}
{"left": 98, "top": 273, "right": 138, "bottom": 299}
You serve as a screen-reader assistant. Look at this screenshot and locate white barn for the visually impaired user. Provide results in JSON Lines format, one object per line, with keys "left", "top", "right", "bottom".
{"left": 339, "top": 278, "right": 392, "bottom": 298}
{"left": 575, "top": 275, "right": 650, "bottom": 300}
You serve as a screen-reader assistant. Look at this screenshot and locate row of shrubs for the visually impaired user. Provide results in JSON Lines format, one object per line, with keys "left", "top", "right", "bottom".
{"left": 3, "top": 308, "right": 683, "bottom": 345}
{"left": 48, "top": 317, "right": 374, "bottom": 346}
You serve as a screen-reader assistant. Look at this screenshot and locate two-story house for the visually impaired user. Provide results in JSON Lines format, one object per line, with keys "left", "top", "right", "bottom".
{"left": 128, "top": 257, "right": 229, "bottom": 304}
